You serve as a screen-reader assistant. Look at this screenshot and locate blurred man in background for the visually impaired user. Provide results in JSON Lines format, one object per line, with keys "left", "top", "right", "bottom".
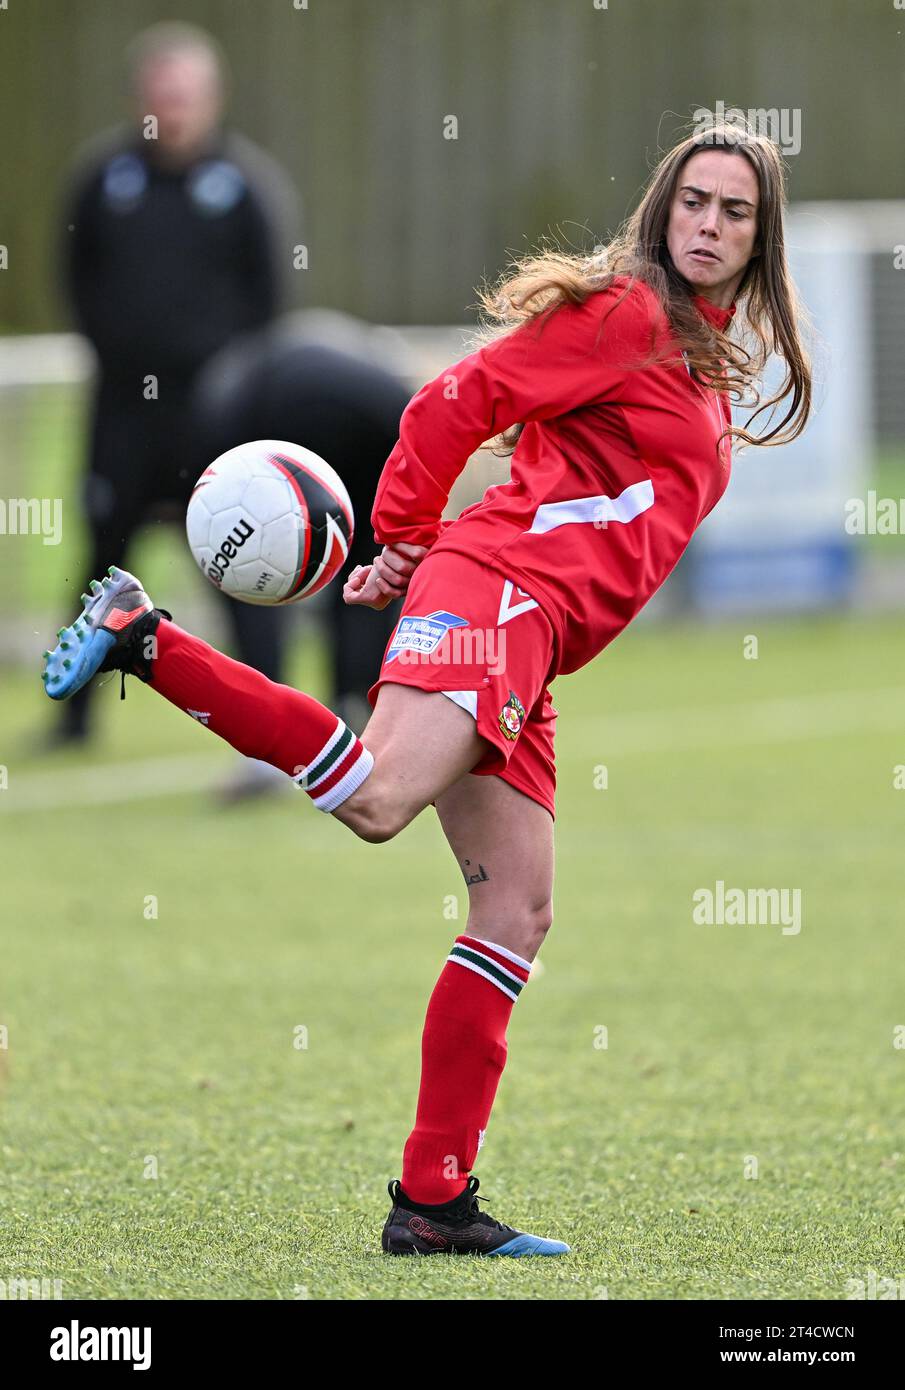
{"left": 57, "top": 21, "right": 298, "bottom": 746}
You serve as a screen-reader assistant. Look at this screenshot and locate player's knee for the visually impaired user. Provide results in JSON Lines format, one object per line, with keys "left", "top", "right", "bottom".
{"left": 521, "top": 899, "right": 554, "bottom": 957}
{"left": 354, "top": 813, "right": 405, "bottom": 845}
{"left": 470, "top": 898, "right": 554, "bottom": 960}
{"left": 337, "top": 783, "right": 414, "bottom": 844}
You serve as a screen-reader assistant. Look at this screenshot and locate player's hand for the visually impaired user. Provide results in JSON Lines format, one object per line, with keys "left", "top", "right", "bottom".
{"left": 343, "top": 543, "right": 428, "bottom": 610}
{"left": 372, "top": 542, "right": 428, "bottom": 591}
{"left": 342, "top": 564, "right": 396, "bottom": 609}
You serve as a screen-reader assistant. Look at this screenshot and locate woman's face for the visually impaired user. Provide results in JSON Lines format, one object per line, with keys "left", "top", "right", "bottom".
{"left": 666, "top": 149, "right": 760, "bottom": 306}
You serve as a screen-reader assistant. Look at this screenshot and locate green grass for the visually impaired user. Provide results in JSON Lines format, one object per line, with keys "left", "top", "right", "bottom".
{"left": 2, "top": 611, "right": 905, "bottom": 1299}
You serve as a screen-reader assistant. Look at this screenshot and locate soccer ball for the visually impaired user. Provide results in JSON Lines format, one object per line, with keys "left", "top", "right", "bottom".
{"left": 186, "top": 440, "right": 354, "bottom": 605}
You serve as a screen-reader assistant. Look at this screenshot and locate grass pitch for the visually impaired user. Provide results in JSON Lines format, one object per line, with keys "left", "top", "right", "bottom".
{"left": 2, "top": 610, "right": 904, "bottom": 1300}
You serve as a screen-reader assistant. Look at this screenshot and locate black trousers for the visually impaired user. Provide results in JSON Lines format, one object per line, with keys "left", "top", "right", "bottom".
{"left": 63, "top": 371, "right": 398, "bottom": 738}
{"left": 62, "top": 375, "right": 285, "bottom": 738}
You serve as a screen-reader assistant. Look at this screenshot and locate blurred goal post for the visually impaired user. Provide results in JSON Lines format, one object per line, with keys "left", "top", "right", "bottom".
{"left": 686, "top": 200, "right": 903, "bottom": 613}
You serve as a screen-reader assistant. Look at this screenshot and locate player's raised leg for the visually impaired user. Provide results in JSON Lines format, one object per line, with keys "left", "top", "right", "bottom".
{"left": 382, "top": 774, "right": 569, "bottom": 1256}
{"left": 41, "top": 566, "right": 485, "bottom": 836}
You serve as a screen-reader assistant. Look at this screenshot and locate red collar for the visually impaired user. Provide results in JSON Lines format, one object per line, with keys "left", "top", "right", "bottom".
{"left": 692, "top": 293, "right": 736, "bottom": 331}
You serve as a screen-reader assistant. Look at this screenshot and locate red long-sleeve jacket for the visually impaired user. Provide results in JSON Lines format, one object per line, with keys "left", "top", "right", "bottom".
{"left": 372, "top": 275, "right": 735, "bottom": 675}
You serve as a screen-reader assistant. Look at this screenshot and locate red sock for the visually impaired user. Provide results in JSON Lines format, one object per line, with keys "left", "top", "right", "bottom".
{"left": 148, "top": 619, "right": 373, "bottom": 812}
{"left": 402, "top": 934, "right": 532, "bottom": 1205}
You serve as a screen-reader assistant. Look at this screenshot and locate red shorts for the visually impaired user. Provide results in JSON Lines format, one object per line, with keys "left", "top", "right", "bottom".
{"left": 368, "top": 550, "right": 558, "bottom": 817}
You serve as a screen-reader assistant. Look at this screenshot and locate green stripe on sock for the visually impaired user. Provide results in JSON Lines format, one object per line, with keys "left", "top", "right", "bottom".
{"left": 449, "top": 944, "right": 524, "bottom": 996}
{"left": 305, "top": 724, "right": 353, "bottom": 787}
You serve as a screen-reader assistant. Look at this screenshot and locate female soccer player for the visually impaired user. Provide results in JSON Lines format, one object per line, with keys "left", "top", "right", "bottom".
{"left": 44, "top": 120, "right": 811, "bottom": 1257}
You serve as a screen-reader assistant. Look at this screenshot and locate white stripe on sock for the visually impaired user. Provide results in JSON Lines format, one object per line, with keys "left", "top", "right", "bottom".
{"left": 451, "top": 945, "right": 527, "bottom": 990}
{"left": 447, "top": 954, "right": 521, "bottom": 1002}
{"left": 470, "top": 935, "right": 532, "bottom": 973}
{"left": 310, "top": 746, "right": 375, "bottom": 813}
{"left": 293, "top": 719, "right": 346, "bottom": 790}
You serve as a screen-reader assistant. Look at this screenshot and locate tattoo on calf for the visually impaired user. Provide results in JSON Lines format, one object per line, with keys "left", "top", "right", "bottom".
{"left": 462, "top": 859, "right": 490, "bottom": 886}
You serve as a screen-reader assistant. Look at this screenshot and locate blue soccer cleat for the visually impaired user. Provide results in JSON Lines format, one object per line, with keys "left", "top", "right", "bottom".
{"left": 381, "top": 1176, "right": 570, "bottom": 1257}
{"left": 42, "top": 566, "right": 160, "bottom": 701}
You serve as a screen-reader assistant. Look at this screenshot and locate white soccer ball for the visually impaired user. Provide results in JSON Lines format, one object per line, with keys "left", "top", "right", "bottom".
{"left": 186, "top": 440, "right": 354, "bottom": 605}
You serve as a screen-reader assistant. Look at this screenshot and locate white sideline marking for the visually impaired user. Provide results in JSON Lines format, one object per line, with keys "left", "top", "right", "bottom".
{"left": 582, "top": 685, "right": 905, "bottom": 757}
{"left": 3, "top": 685, "right": 903, "bottom": 813}
{"left": 0, "top": 754, "right": 228, "bottom": 813}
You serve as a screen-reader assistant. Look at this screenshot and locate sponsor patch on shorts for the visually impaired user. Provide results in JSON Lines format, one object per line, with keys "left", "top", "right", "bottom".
{"left": 385, "top": 610, "right": 469, "bottom": 662}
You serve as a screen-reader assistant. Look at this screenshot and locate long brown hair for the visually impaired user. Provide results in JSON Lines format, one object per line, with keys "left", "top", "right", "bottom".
{"left": 476, "top": 116, "right": 812, "bottom": 452}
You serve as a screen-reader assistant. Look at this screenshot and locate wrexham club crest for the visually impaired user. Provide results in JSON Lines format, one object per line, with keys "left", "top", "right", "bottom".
{"left": 498, "top": 690, "right": 526, "bottom": 741}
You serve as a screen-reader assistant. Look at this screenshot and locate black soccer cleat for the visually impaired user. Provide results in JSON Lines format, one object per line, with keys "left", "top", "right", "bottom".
{"left": 381, "top": 1175, "right": 570, "bottom": 1257}
{"left": 42, "top": 565, "right": 167, "bottom": 701}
